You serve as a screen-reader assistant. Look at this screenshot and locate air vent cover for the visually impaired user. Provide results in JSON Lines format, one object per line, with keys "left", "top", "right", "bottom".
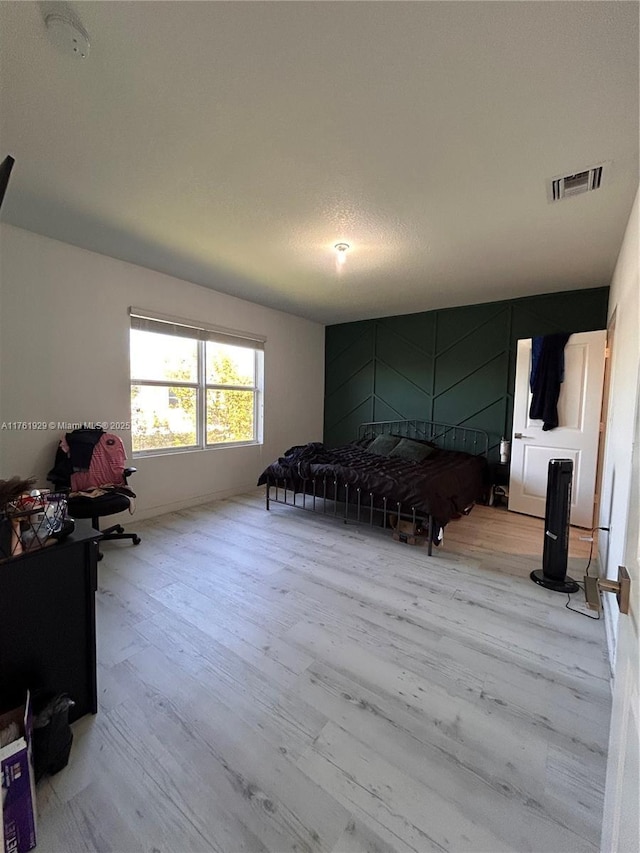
{"left": 548, "top": 163, "right": 606, "bottom": 202}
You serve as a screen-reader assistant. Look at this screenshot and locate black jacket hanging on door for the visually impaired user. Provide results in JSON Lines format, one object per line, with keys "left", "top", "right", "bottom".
{"left": 529, "top": 333, "right": 571, "bottom": 430}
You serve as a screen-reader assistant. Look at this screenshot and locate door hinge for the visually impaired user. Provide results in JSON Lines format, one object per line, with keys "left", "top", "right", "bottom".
{"left": 605, "top": 347, "right": 610, "bottom": 358}
{"left": 599, "top": 422, "right": 605, "bottom": 433}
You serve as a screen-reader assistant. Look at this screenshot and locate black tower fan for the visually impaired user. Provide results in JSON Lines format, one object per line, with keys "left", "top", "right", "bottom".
{"left": 530, "top": 458, "right": 579, "bottom": 593}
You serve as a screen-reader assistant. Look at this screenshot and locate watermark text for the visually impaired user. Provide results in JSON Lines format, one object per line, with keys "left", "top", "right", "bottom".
{"left": 1, "top": 421, "right": 131, "bottom": 431}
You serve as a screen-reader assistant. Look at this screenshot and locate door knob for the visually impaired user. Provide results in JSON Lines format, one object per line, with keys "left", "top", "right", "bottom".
{"left": 514, "top": 433, "right": 533, "bottom": 439}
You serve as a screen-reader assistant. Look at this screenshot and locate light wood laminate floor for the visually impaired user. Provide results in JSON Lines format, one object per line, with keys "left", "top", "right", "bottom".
{"left": 36, "top": 493, "right": 610, "bottom": 853}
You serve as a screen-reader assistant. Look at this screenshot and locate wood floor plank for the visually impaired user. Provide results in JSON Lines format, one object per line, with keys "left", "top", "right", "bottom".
{"left": 292, "top": 663, "right": 598, "bottom": 850}
{"left": 34, "top": 491, "right": 610, "bottom": 853}
{"left": 297, "top": 721, "right": 515, "bottom": 853}
{"left": 108, "top": 648, "right": 350, "bottom": 853}
{"left": 95, "top": 595, "right": 151, "bottom": 669}
{"left": 330, "top": 818, "right": 401, "bottom": 853}
{"left": 149, "top": 579, "right": 314, "bottom": 686}
{"left": 293, "top": 659, "right": 548, "bottom": 804}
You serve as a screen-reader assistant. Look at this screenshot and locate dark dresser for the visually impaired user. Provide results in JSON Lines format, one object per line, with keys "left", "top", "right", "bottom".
{"left": 0, "top": 521, "right": 100, "bottom": 723}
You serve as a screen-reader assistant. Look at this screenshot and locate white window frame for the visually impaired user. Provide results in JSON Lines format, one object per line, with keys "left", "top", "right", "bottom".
{"left": 130, "top": 309, "right": 265, "bottom": 457}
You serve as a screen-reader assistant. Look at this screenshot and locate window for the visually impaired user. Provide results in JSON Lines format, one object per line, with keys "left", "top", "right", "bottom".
{"left": 130, "top": 310, "right": 264, "bottom": 455}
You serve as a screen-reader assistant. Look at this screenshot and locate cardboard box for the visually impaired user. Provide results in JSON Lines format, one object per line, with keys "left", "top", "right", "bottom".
{"left": 0, "top": 693, "right": 37, "bottom": 853}
{"left": 392, "top": 529, "right": 426, "bottom": 546}
{"left": 389, "top": 513, "right": 427, "bottom": 545}
{"left": 393, "top": 519, "right": 419, "bottom": 535}
{"left": 391, "top": 518, "right": 427, "bottom": 546}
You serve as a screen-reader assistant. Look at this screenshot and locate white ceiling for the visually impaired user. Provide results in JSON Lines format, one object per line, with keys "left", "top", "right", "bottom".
{"left": 1, "top": 1, "right": 638, "bottom": 324}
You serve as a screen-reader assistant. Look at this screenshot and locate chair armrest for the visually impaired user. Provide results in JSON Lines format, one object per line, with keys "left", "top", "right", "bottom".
{"left": 123, "top": 467, "right": 137, "bottom": 483}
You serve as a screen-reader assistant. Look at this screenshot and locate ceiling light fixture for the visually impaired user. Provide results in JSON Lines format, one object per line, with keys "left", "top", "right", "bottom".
{"left": 334, "top": 243, "right": 350, "bottom": 265}
{"left": 44, "top": 10, "right": 91, "bottom": 59}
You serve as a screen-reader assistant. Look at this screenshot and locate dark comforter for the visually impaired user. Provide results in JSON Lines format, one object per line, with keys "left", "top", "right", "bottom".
{"left": 257, "top": 440, "right": 487, "bottom": 528}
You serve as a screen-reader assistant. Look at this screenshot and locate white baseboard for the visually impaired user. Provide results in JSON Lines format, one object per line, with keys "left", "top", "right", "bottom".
{"left": 133, "top": 482, "right": 261, "bottom": 521}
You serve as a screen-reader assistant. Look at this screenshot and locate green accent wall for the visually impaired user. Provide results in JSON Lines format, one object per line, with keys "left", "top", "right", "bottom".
{"left": 324, "top": 287, "right": 609, "bottom": 458}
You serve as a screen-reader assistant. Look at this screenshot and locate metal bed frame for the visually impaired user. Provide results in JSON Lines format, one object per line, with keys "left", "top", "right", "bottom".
{"left": 264, "top": 419, "right": 489, "bottom": 556}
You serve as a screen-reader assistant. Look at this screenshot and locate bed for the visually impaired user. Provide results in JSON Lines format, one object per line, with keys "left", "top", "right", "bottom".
{"left": 257, "top": 419, "right": 489, "bottom": 555}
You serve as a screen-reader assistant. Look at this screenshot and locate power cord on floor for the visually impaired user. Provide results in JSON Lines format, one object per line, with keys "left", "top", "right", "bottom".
{"left": 564, "top": 525, "right": 609, "bottom": 620}
{"left": 565, "top": 583, "right": 600, "bottom": 619}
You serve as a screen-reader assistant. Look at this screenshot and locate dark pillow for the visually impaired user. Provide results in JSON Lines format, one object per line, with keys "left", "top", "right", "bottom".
{"left": 365, "top": 434, "right": 401, "bottom": 457}
{"left": 391, "top": 434, "right": 437, "bottom": 448}
{"left": 388, "top": 437, "right": 435, "bottom": 463}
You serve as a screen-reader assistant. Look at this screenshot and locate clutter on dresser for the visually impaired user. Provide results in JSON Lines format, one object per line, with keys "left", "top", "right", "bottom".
{"left": 0, "top": 478, "right": 74, "bottom": 561}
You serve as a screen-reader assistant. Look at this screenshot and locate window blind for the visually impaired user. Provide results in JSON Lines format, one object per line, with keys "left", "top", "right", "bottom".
{"left": 130, "top": 308, "right": 265, "bottom": 351}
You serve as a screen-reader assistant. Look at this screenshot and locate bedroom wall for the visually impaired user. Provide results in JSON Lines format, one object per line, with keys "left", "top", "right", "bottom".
{"left": 0, "top": 224, "right": 325, "bottom": 518}
{"left": 598, "top": 186, "right": 639, "bottom": 662}
{"left": 324, "top": 287, "right": 609, "bottom": 455}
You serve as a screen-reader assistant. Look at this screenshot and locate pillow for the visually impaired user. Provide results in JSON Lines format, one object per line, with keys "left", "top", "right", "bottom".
{"left": 388, "top": 437, "right": 435, "bottom": 463}
{"left": 365, "top": 434, "right": 401, "bottom": 457}
{"left": 391, "top": 434, "right": 437, "bottom": 448}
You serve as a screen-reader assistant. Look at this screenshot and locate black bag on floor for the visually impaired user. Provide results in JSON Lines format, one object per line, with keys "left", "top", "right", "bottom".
{"left": 31, "top": 693, "right": 75, "bottom": 781}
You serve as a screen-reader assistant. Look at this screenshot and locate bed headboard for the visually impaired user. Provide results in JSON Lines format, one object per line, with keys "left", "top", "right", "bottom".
{"left": 358, "top": 419, "right": 489, "bottom": 457}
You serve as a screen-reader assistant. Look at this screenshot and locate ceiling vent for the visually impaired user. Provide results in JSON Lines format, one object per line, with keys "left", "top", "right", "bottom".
{"left": 548, "top": 163, "right": 607, "bottom": 202}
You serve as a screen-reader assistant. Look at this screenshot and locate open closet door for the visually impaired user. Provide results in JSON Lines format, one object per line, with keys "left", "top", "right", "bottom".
{"left": 508, "top": 330, "right": 606, "bottom": 528}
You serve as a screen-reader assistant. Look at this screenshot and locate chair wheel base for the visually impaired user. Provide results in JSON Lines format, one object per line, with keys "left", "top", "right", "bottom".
{"left": 133, "top": 536, "right": 141, "bottom": 545}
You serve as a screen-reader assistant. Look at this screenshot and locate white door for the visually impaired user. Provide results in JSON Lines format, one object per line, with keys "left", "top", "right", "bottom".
{"left": 599, "top": 396, "right": 639, "bottom": 853}
{"left": 509, "top": 330, "right": 606, "bottom": 528}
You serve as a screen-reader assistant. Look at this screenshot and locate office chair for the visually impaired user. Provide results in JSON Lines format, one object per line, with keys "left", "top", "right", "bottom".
{"left": 48, "top": 428, "right": 141, "bottom": 560}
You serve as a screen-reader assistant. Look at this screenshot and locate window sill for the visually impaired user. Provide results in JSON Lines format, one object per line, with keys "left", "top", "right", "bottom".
{"left": 133, "top": 441, "right": 262, "bottom": 460}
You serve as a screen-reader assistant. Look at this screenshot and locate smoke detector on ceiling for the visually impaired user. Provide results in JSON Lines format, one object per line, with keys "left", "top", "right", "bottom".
{"left": 44, "top": 11, "right": 90, "bottom": 59}
{"left": 547, "top": 163, "right": 608, "bottom": 202}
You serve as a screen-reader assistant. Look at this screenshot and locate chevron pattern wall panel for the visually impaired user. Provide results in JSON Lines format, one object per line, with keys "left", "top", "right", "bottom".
{"left": 324, "top": 287, "right": 609, "bottom": 457}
